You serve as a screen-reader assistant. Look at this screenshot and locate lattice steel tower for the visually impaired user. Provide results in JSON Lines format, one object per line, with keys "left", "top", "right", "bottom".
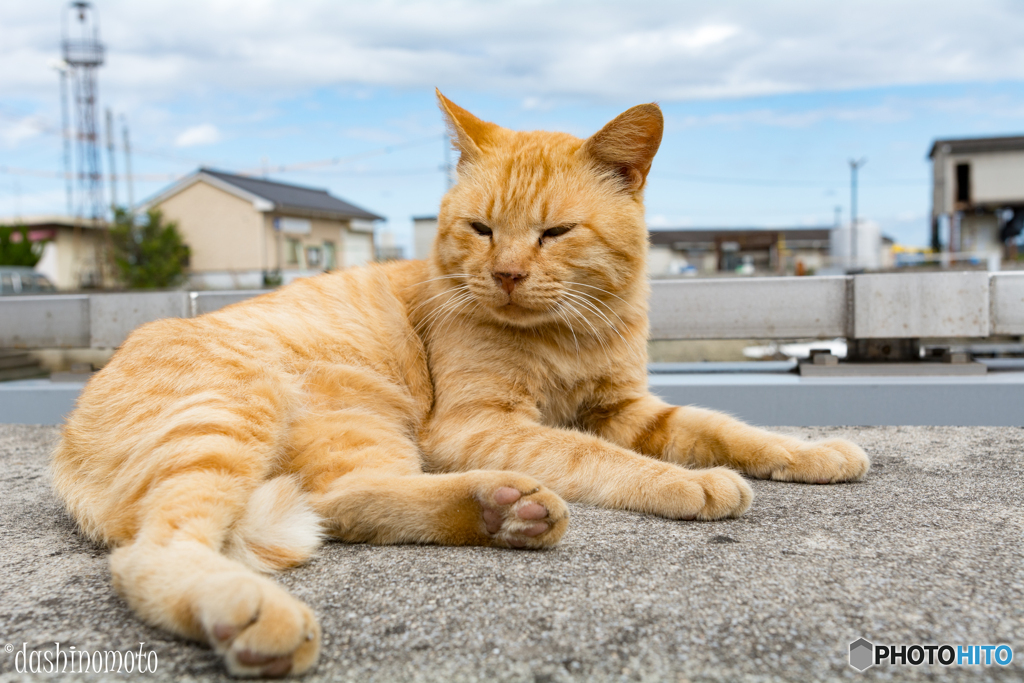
{"left": 62, "top": 2, "right": 105, "bottom": 222}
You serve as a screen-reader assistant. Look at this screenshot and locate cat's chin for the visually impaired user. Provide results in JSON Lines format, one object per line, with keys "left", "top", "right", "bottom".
{"left": 484, "top": 302, "right": 555, "bottom": 328}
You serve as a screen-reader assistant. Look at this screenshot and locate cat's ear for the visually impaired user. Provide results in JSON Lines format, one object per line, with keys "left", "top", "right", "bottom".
{"left": 579, "top": 103, "right": 663, "bottom": 192}
{"left": 436, "top": 89, "right": 500, "bottom": 167}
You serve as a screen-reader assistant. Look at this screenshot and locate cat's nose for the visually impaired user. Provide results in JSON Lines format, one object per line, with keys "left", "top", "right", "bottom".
{"left": 492, "top": 270, "right": 529, "bottom": 295}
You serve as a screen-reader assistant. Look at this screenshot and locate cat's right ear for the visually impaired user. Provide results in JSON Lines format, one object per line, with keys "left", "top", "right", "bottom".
{"left": 579, "top": 103, "right": 664, "bottom": 192}
{"left": 436, "top": 89, "right": 500, "bottom": 169}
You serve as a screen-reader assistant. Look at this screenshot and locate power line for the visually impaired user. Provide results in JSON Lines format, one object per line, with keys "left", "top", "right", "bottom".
{"left": 0, "top": 165, "right": 180, "bottom": 182}
{"left": 239, "top": 135, "right": 445, "bottom": 175}
{"left": 291, "top": 166, "right": 445, "bottom": 178}
{"left": 656, "top": 171, "right": 925, "bottom": 188}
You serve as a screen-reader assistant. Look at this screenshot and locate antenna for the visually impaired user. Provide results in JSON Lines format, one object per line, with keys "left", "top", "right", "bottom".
{"left": 849, "top": 158, "right": 867, "bottom": 267}
{"left": 105, "top": 108, "right": 117, "bottom": 211}
{"left": 121, "top": 115, "right": 134, "bottom": 211}
{"left": 62, "top": 1, "right": 106, "bottom": 223}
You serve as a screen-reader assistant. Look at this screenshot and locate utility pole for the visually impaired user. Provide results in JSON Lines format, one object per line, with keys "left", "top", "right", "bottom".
{"left": 443, "top": 132, "right": 454, "bottom": 190}
{"left": 849, "top": 158, "right": 866, "bottom": 267}
{"left": 53, "top": 60, "right": 73, "bottom": 216}
{"left": 121, "top": 115, "right": 134, "bottom": 211}
{"left": 105, "top": 107, "right": 117, "bottom": 213}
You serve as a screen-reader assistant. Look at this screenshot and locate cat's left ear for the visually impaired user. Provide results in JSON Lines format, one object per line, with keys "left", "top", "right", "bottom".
{"left": 578, "top": 103, "right": 663, "bottom": 192}
{"left": 436, "top": 89, "right": 501, "bottom": 168}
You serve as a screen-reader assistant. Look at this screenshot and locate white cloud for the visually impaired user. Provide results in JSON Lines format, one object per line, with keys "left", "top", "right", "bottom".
{"left": 0, "top": 114, "right": 48, "bottom": 147}
{"left": 2, "top": 1, "right": 1024, "bottom": 104}
{"left": 174, "top": 123, "right": 221, "bottom": 147}
{"left": 672, "top": 102, "right": 911, "bottom": 130}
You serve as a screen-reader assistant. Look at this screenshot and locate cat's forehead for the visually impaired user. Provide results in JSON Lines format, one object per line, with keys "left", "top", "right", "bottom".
{"left": 488, "top": 130, "right": 582, "bottom": 166}
{"left": 465, "top": 131, "right": 598, "bottom": 224}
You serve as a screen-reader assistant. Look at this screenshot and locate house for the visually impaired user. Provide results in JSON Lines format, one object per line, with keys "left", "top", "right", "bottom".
{"left": 144, "top": 168, "right": 383, "bottom": 289}
{"left": 649, "top": 227, "right": 835, "bottom": 276}
{"left": 0, "top": 215, "right": 113, "bottom": 290}
{"left": 929, "top": 136, "right": 1024, "bottom": 261}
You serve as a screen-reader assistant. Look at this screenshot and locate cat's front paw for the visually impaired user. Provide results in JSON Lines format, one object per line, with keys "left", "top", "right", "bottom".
{"left": 196, "top": 571, "right": 320, "bottom": 678}
{"left": 764, "top": 438, "right": 870, "bottom": 484}
{"left": 659, "top": 467, "right": 753, "bottom": 521}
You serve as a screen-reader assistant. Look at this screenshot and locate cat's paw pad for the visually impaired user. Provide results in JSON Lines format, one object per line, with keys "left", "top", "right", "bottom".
{"left": 198, "top": 572, "right": 320, "bottom": 678}
{"left": 769, "top": 438, "right": 870, "bottom": 483}
{"left": 477, "top": 483, "right": 569, "bottom": 549}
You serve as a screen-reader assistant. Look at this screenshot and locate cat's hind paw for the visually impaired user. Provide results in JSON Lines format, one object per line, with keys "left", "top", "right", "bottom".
{"left": 475, "top": 480, "right": 569, "bottom": 549}
{"left": 197, "top": 572, "right": 320, "bottom": 678}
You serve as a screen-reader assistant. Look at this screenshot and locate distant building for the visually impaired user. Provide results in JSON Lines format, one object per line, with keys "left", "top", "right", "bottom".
{"left": 648, "top": 228, "right": 835, "bottom": 276}
{"left": 0, "top": 215, "right": 112, "bottom": 289}
{"left": 144, "top": 168, "right": 383, "bottom": 289}
{"left": 929, "top": 136, "right": 1024, "bottom": 260}
{"left": 412, "top": 216, "right": 439, "bottom": 260}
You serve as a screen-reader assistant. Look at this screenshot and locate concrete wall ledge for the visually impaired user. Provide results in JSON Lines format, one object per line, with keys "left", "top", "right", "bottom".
{"left": 4, "top": 369, "right": 1022, "bottom": 426}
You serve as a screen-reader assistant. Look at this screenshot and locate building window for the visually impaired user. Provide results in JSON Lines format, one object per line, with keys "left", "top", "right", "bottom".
{"left": 286, "top": 238, "right": 301, "bottom": 265}
{"left": 956, "top": 163, "right": 971, "bottom": 204}
{"left": 306, "top": 246, "right": 322, "bottom": 268}
{"left": 323, "top": 241, "right": 336, "bottom": 270}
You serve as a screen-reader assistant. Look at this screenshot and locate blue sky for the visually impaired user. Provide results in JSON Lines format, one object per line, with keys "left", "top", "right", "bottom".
{"left": 2, "top": 1, "right": 1024, "bottom": 250}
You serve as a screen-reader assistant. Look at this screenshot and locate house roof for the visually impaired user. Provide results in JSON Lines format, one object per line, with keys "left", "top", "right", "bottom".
{"left": 0, "top": 215, "right": 107, "bottom": 230}
{"left": 928, "top": 135, "right": 1024, "bottom": 159}
{"left": 649, "top": 228, "right": 832, "bottom": 248}
{"left": 147, "top": 168, "right": 383, "bottom": 221}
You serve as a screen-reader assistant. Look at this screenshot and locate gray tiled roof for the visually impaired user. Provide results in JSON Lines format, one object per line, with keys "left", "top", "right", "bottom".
{"left": 200, "top": 168, "right": 383, "bottom": 221}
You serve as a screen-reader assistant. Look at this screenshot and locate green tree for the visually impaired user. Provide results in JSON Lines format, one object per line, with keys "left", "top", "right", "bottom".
{"left": 109, "top": 208, "right": 190, "bottom": 289}
{"left": 0, "top": 225, "right": 47, "bottom": 267}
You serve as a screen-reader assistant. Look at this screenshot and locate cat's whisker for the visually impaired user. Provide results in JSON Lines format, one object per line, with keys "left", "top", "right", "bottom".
{"left": 563, "top": 281, "right": 646, "bottom": 319}
{"left": 399, "top": 273, "right": 473, "bottom": 291}
{"left": 436, "top": 291, "right": 479, "bottom": 339}
{"left": 408, "top": 285, "right": 470, "bottom": 321}
{"left": 561, "top": 291, "right": 618, "bottom": 332}
{"left": 552, "top": 302, "right": 581, "bottom": 361}
{"left": 415, "top": 289, "right": 471, "bottom": 334}
{"left": 561, "top": 299, "right": 612, "bottom": 359}
{"left": 428, "top": 290, "right": 476, "bottom": 337}
{"left": 563, "top": 287, "right": 648, "bottom": 367}
{"left": 562, "top": 290, "right": 647, "bottom": 367}
{"left": 565, "top": 287, "right": 629, "bottom": 329}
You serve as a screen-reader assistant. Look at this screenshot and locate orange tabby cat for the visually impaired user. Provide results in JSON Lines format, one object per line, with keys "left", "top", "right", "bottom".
{"left": 51, "top": 91, "right": 869, "bottom": 677}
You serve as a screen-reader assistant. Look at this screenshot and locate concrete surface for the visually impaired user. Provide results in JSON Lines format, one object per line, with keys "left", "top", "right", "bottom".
{"left": 0, "top": 424, "right": 1022, "bottom": 682}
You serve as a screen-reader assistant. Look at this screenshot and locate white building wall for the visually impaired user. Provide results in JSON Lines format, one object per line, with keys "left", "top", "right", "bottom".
{"left": 413, "top": 218, "right": 438, "bottom": 260}
{"left": 968, "top": 151, "right": 1024, "bottom": 204}
{"left": 831, "top": 221, "right": 881, "bottom": 270}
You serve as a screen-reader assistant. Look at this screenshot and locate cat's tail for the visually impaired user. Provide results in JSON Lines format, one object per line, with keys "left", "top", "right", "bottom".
{"left": 224, "top": 475, "right": 324, "bottom": 573}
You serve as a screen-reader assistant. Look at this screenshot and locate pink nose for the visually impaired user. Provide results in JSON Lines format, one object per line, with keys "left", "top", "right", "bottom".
{"left": 493, "top": 270, "right": 528, "bottom": 295}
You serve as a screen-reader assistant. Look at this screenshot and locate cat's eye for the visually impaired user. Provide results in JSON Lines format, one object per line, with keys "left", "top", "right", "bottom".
{"left": 540, "top": 224, "right": 576, "bottom": 244}
{"left": 470, "top": 222, "right": 493, "bottom": 237}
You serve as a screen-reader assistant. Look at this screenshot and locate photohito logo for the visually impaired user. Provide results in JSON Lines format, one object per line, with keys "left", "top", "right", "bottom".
{"left": 849, "top": 638, "right": 1013, "bottom": 671}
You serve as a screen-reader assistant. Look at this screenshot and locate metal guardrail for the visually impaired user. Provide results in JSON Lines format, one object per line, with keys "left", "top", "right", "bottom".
{"left": 0, "top": 272, "right": 1022, "bottom": 349}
